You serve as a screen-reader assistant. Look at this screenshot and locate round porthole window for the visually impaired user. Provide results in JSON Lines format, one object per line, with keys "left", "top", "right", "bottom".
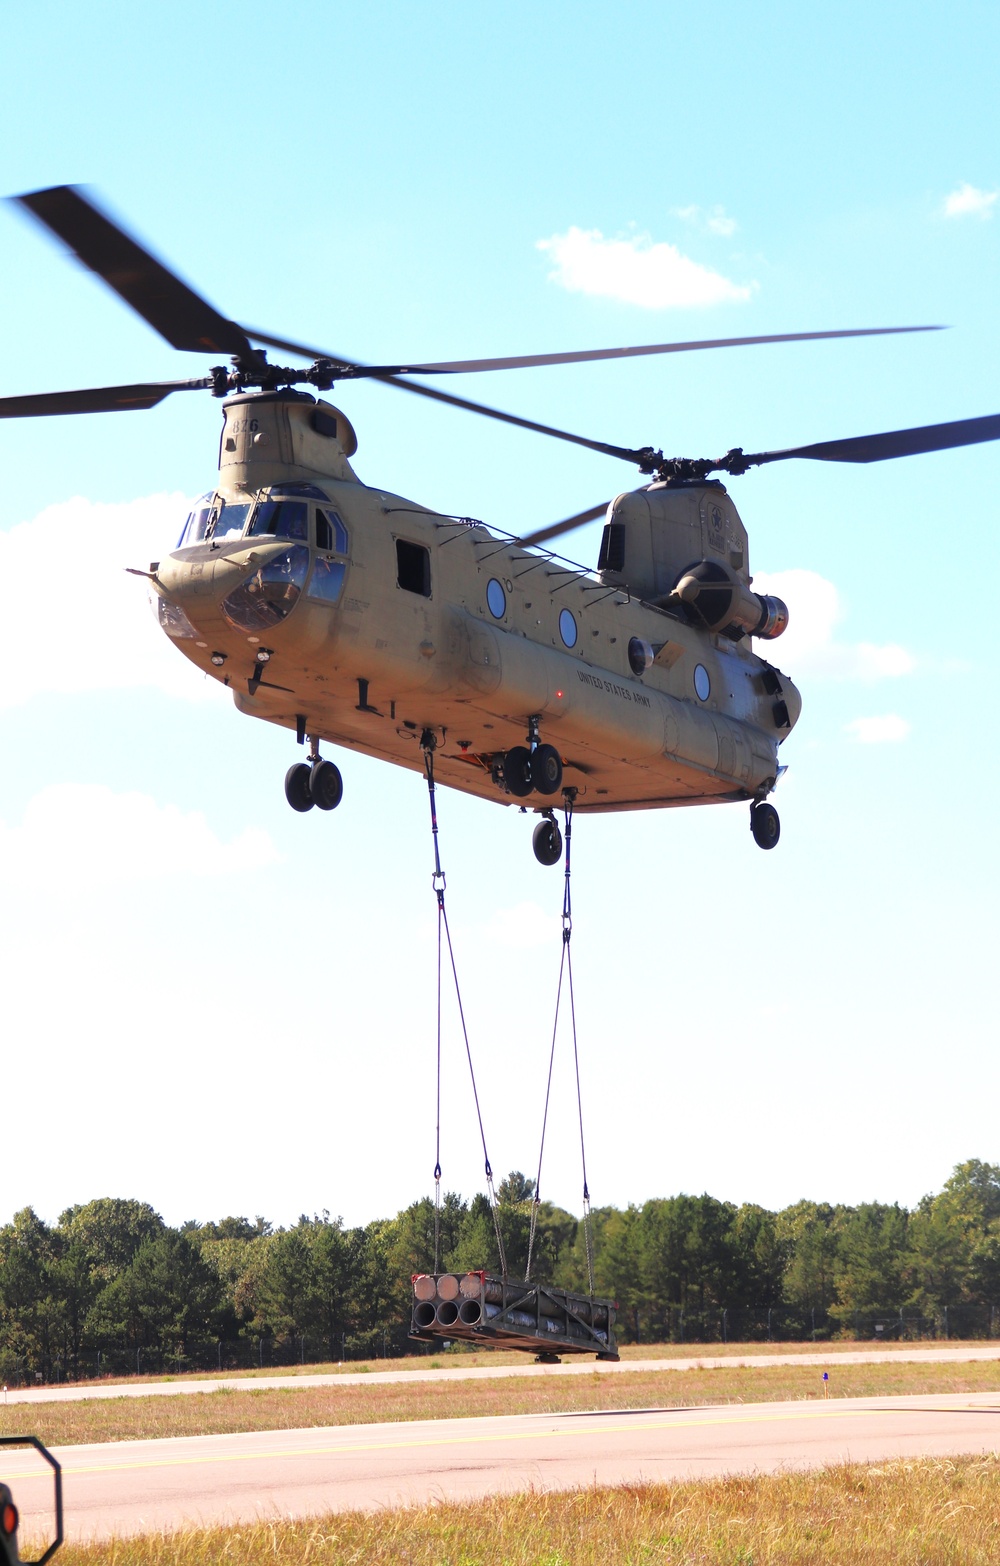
{"left": 559, "top": 608, "right": 578, "bottom": 648}
{"left": 694, "top": 664, "right": 711, "bottom": 701}
{"left": 486, "top": 578, "right": 506, "bottom": 618}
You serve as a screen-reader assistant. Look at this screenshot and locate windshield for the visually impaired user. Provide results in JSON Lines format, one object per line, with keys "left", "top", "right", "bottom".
{"left": 248, "top": 499, "right": 309, "bottom": 541}
{"left": 212, "top": 501, "right": 252, "bottom": 540}
{"left": 178, "top": 494, "right": 214, "bottom": 546}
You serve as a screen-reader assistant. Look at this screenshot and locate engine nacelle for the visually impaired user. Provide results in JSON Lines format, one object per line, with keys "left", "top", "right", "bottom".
{"left": 669, "top": 559, "right": 789, "bottom": 640}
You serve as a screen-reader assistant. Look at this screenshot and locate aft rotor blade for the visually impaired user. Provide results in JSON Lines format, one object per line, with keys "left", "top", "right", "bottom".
{"left": 348, "top": 325, "right": 945, "bottom": 379}
{"left": 246, "top": 327, "right": 649, "bottom": 461}
{"left": 0, "top": 378, "right": 211, "bottom": 418}
{"left": 15, "top": 186, "right": 254, "bottom": 357}
{"left": 747, "top": 411, "right": 1000, "bottom": 467}
{"left": 518, "top": 503, "right": 611, "bottom": 548}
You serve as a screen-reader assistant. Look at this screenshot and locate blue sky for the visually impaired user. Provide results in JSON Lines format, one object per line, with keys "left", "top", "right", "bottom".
{"left": 1, "top": 0, "right": 998, "bottom": 1231}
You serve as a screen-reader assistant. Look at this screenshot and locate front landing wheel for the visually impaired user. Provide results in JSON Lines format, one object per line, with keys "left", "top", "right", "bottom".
{"left": 532, "top": 818, "right": 563, "bottom": 866}
{"left": 310, "top": 759, "right": 343, "bottom": 811}
{"left": 750, "top": 801, "right": 780, "bottom": 850}
{"left": 285, "top": 763, "right": 314, "bottom": 812}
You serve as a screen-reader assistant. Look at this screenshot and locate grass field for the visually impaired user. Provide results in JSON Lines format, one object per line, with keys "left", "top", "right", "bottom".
{"left": 4, "top": 1359, "right": 1000, "bottom": 1447}
{"left": 42, "top": 1454, "right": 1000, "bottom": 1564}
{"left": 53, "top": 1338, "right": 998, "bottom": 1386}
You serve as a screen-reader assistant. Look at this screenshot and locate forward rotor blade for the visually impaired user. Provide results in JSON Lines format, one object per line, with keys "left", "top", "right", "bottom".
{"left": 748, "top": 411, "right": 1000, "bottom": 468}
{"left": 15, "top": 186, "right": 254, "bottom": 357}
{"left": 0, "top": 378, "right": 210, "bottom": 418}
{"left": 346, "top": 325, "right": 945, "bottom": 379}
{"left": 518, "top": 503, "right": 611, "bottom": 548}
{"left": 246, "top": 327, "right": 648, "bottom": 461}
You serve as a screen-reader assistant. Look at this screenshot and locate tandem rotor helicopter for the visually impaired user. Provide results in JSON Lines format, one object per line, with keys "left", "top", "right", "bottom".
{"left": 5, "top": 186, "right": 1000, "bottom": 862}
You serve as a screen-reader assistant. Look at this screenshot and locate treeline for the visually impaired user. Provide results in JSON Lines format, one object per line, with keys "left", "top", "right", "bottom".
{"left": 3, "top": 1161, "right": 1000, "bottom": 1382}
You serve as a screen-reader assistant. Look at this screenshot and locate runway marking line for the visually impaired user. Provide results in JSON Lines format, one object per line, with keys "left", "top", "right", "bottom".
{"left": 11, "top": 1401, "right": 1000, "bottom": 1483}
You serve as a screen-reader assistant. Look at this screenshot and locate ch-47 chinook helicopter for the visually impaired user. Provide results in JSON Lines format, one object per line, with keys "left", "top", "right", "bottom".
{"left": 6, "top": 187, "right": 1000, "bottom": 862}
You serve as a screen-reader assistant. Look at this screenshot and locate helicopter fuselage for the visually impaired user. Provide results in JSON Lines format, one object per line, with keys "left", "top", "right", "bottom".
{"left": 152, "top": 390, "right": 800, "bottom": 815}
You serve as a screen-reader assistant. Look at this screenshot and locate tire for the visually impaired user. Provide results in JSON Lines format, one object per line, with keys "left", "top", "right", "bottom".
{"left": 530, "top": 743, "right": 563, "bottom": 796}
{"left": 751, "top": 802, "right": 780, "bottom": 850}
{"left": 284, "top": 763, "right": 314, "bottom": 812}
{"left": 504, "top": 745, "right": 534, "bottom": 798}
{"left": 532, "top": 818, "right": 563, "bottom": 866}
{"left": 310, "top": 759, "right": 343, "bottom": 811}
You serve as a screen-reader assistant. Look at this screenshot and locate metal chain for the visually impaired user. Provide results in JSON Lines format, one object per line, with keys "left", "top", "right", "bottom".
{"left": 422, "top": 739, "right": 508, "bottom": 1279}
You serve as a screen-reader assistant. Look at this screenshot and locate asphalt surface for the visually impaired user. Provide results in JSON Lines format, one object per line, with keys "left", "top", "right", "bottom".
{"left": 6, "top": 1392, "right": 1000, "bottom": 1540}
{"left": 5, "top": 1345, "right": 1000, "bottom": 1404}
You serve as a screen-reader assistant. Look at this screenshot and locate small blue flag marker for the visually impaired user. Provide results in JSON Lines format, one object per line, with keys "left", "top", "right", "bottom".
{"left": 823, "top": 1371, "right": 829, "bottom": 1398}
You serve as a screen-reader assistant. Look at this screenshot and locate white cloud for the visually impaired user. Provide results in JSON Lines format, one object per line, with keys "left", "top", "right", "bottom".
{"left": 0, "top": 784, "right": 281, "bottom": 890}
{"left": 3, "top": 493, "right": 225, "bottom": 708}
{"left": 843, "top": 715, "right": 911, "bottom": 745}
{"left": 673, "top": 204, "right": 738, "bottom": 237}
{"left": 943, "top": 182, "right": 998, "bottom": 219}
{"left": 752, "top": 569, "right": 915, "bottom": 682}
{"left": 536, "top": 226, "right": 753, "bottom": 309}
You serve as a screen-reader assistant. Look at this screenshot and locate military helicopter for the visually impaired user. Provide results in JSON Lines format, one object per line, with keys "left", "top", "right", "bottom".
{"left": 6, "top": 187, "right": 1000, "bottom": 862}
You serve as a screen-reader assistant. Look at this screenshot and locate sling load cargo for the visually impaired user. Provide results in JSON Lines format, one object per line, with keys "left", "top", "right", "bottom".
{"left": 411, "top": 762, "right": 612, "bottom": 1361}
{"left": 411, "top": 1271, "right": 618, "bottom": 1360}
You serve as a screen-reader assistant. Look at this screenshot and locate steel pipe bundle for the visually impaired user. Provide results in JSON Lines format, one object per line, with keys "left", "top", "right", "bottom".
{"left": 409, "top": 1271, "right": 619, "bottom": 1360}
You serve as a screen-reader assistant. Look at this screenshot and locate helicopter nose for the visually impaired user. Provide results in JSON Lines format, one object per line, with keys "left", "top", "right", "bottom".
{"left": 156, "top": 539, "right": 296, "bottom": 603}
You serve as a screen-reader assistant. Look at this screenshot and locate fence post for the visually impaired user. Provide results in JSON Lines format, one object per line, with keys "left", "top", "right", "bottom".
{"left": 722, "top": 1309, "right": 727, "bottom": 1344}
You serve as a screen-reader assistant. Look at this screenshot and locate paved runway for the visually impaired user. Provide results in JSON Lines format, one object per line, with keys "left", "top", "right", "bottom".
{"left": 6, "top": 1393, "right": 1000, "bottom": 1540}
{"left": 5, "top": 1345, "right": 1000, "bottom": 1404}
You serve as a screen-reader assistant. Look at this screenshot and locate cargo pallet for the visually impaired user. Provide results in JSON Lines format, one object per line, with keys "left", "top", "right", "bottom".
{"left": 410, "top": 1270, "right": 619, "bottom": 1360}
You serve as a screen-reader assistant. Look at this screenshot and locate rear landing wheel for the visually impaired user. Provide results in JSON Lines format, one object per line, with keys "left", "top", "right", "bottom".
{"left": 750, "top": 801, "right": 780, "bottom": 850}
{"left": 285, "top": 763, "right": 314, "bottom": 813}
{"left": 532, "top": 817, "right": 563, "bottom": 866}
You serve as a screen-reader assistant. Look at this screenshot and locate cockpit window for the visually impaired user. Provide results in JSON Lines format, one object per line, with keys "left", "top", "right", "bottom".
{"left": 211, "top": 501, "right": 252, "bottom": 540}
{"left": 178, "top": 494, "right": 214, "bottom": 547}
{"left": 316, "top": 508, "right": 348, "bottom": 554}
{"left": 248, "top": 499, "right": 309, "bottom": 541}
{"left": 270, "top": 483, "right": 330, "bottom": 500}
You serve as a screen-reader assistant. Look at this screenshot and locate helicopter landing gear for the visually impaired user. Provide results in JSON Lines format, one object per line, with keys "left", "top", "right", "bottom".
{"left": 285, "top": 737, "right": 344, "bottom": 814}
{"left": 496, "top": 718, "right": 564, "bottom": 800}
{"left": 750, "top": 800, "right": 780, "bottom": 850}
{"left": 532, "top": 813, "right": 563, "bottom": 866}
{"left": 285, "top": 763, "right": 314, "bottom": 812}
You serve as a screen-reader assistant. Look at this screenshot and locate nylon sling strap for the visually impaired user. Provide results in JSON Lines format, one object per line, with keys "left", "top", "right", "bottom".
{"left": 422, "top": 736, "right": 507, "bottom": 1279}
{"left": 525, "top": 793, "right": 595, "bottom": 1295}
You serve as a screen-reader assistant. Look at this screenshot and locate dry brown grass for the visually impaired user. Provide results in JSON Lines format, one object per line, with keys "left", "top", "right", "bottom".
{"left": 5, "top": 1359, "right": 1000, "bottom": 1448}
{"left": 64, "top": 1338, "right": 997, "bottom": 1387}
{"left": 42, "top": 1454, "right": 1000, "bottom": 1563}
